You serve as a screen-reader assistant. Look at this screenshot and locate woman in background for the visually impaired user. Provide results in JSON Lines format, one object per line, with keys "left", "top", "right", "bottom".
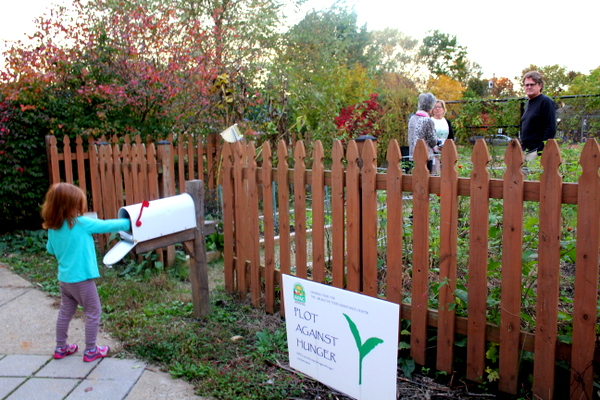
{"left": 408, "top": 93, "right": 438, "bottom": 172}
{"left": 430, "top": 99, "right": 454, "bottom": 174}
{"left": 432, "top": 100, "right": 454, "bottom": 144}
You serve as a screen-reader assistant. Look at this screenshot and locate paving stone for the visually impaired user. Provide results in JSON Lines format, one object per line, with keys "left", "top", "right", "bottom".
{"left": 7, "top": 377, "right": 79, "bottom": 400}
{"left": 0, "top": 288, "right": 31, "bottom": 307}
{"left": 36, "top": 356, "right": 97, "bottom": 379}
{"left": 0, "top": 377, "right": 26, "bottom": 399}
{"left": 0, "top": 268, "right": 31, "bottom": 288}
{"left": 0, "top": 355, "right": 49, "bottom": 377}
{"left": 87, "top": 358, "right": 145, "bottom": 381}
{"left": 66, "top": 379, "right": 132, "bottom": 400}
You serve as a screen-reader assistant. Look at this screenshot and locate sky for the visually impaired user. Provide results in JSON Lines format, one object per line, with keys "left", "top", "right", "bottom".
{"left": 298, "top": 0, "right": 599, "bottom": 80}
{"left": 1, "top": 0, "right": 598, "bottom": 81}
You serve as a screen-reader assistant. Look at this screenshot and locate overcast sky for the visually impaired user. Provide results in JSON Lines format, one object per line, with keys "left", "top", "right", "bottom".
{"left": 2, "top": 0, "right": 598, "bottom": 80}
{"left": 305, "top": 0, "right": 599, "bottom": 80}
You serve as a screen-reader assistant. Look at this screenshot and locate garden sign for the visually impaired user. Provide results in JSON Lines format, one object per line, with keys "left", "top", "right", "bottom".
{"left": 282, "top": 275, "right": 399, "bottom": 400}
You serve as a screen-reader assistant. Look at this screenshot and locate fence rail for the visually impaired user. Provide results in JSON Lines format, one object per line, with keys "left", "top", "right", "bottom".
{"left": 221, "top": 138, "right": 600, "bottom": 399}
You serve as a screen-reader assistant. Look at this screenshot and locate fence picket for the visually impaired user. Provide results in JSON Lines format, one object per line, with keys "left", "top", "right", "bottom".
{"left": 121, "top": 140, "right": 134, "bottom": 206}
{"left": 112, "top": 141, "right": 124, "bottom": 210}
{"left": 498, "top": 141, "right": 525, "bottom": 394}
{"left": 361, "top": 140, "right": 378, "bottom": 297}
{"left": 88, "top": 138, "right": 100, "bottom": 209}
{"left": 137, "top": 136, "right": 149, "bottom": 202}
{"left": 147, "top": 142, "right": 159, "bottom": 201}
{"left": 233, "top": 141, "right": 248, "bottom": 295}
{"left": 186, "top": 135, "right": 194, "bottom": 180}
{"left": 45, "top": 135, "right": 60, "bottom": 184}
{"left": 178, "top": 137, "right": 186, "bottom": 194}
{"left": 196, "top": 135, "right": 204, "bottom": 182}
{"left": 570, "top": 139, "right": 600, "bottom": 399}
{"left": 207, "top": 134, "right": 216, "bottom": 189}
{"left": 247, "top": 142, "right": 261, "bottom": 307}
{"left": 294, "top": 141, "right": 308, "bottom": 279}
{"left": 411, "top": 139, "right": 432, "bottom": 366}
{"left": 222, "top": 144, "right": 235, "bottom": 293}
{"left": 153, "top": 139, "right": 175, "bottom": 269}
{"left": 277, "top": 141, "right": 291, "bottom": 278}
{"left": 63, "top": 136, "right": 73, "bottom": 184}
{"left": 277, "top": 140, "right": 290, "bottom": 317}
{"left": 311, "top": 141, "right": 326, "bottom": 283}
{"left": 346, "top": 141, "right": 361, "bottom": 293}
{"left": 130, "top": 140, "right": 141, "bottom": 204}
{"left": 385, "top": 140, "right": 403, "bottom": 305}
{"left": 99, "top": 143, "right": 117, "bottom": 219}
{"left": 331, "top": 141, "right": 346, "bottom": 289}
{"left": 466, "top": 140, "right": 491, "bottom": 382}
{"left": 436, "top": 140, "right": 459, "bottom": 373}
{"left": 262, "top": 143, "right": 276, "bottom": 313}
{"left": 533, "top": 140, "right": 563, "bottom": 399}
{"left": 75, "top": 136, "right": 86, "bottom": 192}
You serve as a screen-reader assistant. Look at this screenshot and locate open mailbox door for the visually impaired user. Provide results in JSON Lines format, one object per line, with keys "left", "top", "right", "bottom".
{"left": 103, "top": 193, "right": 197, "bottom": 266}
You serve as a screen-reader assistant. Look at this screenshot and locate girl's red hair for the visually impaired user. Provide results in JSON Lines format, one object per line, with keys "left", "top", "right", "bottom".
{"left": 41, "top": 183, "right": 87, "bottom": 230}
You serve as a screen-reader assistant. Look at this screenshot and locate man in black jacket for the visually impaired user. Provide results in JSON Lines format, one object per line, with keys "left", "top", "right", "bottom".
{"left": 520, "top": 71, "right": 556, "bottom": 155}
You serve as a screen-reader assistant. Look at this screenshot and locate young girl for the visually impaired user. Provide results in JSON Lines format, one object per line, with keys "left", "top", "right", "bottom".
{"left": 41, "top": 182, "right": 130, "bottom": 362}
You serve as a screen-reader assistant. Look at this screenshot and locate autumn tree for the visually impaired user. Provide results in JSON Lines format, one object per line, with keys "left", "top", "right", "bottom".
{"left": 0, "top": 0, "right": 288, "bottom": 230}
{"left": 426, "top": 75, "right": 465, "bottom": 101}
{"left": 375, "top": 72, "right": 418, "bottom": 149}
{"left": 268, "top": 6, "right": 378, "bottom": 151}
{"left": 489, "top": 77, "right": 516, "bottom": 98}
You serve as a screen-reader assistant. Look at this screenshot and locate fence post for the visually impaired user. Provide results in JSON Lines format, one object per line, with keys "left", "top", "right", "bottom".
{"left": 186, "top": 179, "right": 210, "bottom": 318}
{"left": 157, "top": 140, "right": 175, "bottom": 198}
{"left": 157, "top": 140, "right": 176, "bottom": 266}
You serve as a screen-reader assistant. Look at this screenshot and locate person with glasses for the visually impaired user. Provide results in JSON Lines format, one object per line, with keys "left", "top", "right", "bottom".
{"left": 431, "top": 100, "right": 455, "bottom": 145}
{"left": 520, "top": 71, "right": 556, "bottom": 157}
{"left": 430, "top": 100, "right": 454, "bottom": 174}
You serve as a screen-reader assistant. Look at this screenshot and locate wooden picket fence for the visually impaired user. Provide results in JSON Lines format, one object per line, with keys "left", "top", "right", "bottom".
{"left": 221, "top": 138, "right": 600, "bottom": 399}
{"left": 45, "top": 133, "right": 220, "bottom": 253}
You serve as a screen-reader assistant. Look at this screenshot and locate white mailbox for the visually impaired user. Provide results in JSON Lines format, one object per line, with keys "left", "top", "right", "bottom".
{"left": 103, "top": 193, "right": 197, "bottom": 266}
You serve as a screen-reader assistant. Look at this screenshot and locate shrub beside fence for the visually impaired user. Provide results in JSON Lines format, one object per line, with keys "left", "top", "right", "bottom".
{"left": 221, "top": 138, "right": 600, "bottom": 399}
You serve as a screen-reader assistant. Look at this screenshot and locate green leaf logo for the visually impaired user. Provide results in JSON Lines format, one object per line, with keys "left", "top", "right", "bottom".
{"left": 343, "top": 313, "right": 384, "bottom": 385}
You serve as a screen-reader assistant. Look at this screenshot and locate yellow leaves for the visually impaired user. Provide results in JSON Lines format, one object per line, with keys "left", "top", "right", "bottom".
{"left": 426, "top": 75, "right": 465, "bottom": 101}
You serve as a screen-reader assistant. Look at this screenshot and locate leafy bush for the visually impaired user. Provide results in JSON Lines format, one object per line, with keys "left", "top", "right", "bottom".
{"left": 0, "top": 102, "right": 50, "bottom": 233}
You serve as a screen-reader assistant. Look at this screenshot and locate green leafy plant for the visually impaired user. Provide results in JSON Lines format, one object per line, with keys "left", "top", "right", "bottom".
{"left": 255, "top": 327, "right": 288, "bottom": 362}
{"left": 206, "top": 226, "right": 225, "bottom": 252}
{"left": 0, "top": 103, "right": 49, "bottom": 233}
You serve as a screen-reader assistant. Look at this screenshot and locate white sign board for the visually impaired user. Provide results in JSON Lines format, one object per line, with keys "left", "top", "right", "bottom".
{"left": 282, "top": 274, "right": 400, "bottom": 400}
